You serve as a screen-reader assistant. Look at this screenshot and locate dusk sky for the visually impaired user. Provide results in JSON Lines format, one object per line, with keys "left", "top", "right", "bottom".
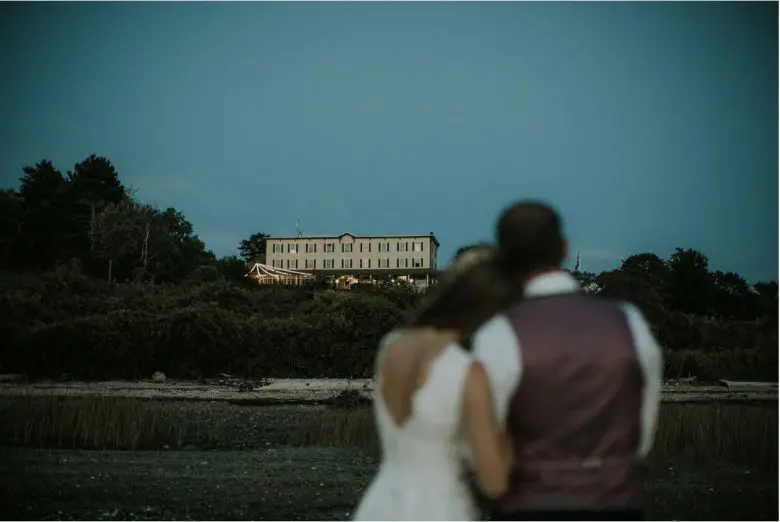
{"left": 1, "top": 2, "right": 777, "bottom": 282}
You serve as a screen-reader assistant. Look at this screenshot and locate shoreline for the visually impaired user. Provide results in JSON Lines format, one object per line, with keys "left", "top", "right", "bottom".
{"left": 0, "top": 378, "right": 776, "bottom": 404}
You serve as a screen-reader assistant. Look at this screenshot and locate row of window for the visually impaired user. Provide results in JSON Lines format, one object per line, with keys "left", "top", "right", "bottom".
{"left": 272, "top": 258, "right": 426, "bottom": 270}
{"left": 271, "top": 241, "right": 426, "bottom": 254}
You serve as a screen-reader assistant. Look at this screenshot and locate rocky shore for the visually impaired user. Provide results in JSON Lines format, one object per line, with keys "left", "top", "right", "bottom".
{"left": 0, "top": 377, "right": 776, "bottom": 404}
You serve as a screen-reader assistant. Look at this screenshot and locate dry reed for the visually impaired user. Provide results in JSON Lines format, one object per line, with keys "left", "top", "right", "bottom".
{"left": 292, "top": 402, "right": 777, "bottom": 468}
{"left": 0, "top": 393, "right": 775, "bottom": 470}
{"left": 0, "top": 395, "right": 184, "bottom": 450}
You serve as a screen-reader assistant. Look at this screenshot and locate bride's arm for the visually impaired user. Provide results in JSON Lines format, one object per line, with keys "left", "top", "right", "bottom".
{"left": 461, "top": 361, "right": 513, "bottom": 500}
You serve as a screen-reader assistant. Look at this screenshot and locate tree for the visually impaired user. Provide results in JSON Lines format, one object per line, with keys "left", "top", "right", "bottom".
{"left": 18, "top": 160, "right": 67, "bottom": 210}
{"left": 753, "top": 280, "right": 778, "bottom": 326}
{"left": 213, "top": 255, "right": 252, "bottom": 283}
{"left": 711, "top": 270, "right": 758, "bottom": 320}
{"left": 93, "top": 200, "right": 213, "bottom": 283}
{"left": 665, "top": 248, "right": 715, "bottom": 316}
{"left": 64, "top": 155, "right": 129, "bottom": 261}
{"left": 147, "top": 208, "right": 213, "bottom": 283}
{"left": 238, "top": 232, "right": 269, "bottom": 263}
{"left": 596, "top": 268, "right": 666, "bottom": 325}
{"left": 0, "top": 189, "right": 22, "bottom": 268}
{"left": 13, "top": 160, "right": 70, "bottom": 270}
{"left": 66, "top": 155, "right": 127, "bottom": 208}
{"left": 94, "top": 200, "right": 156, "bottom": 283}
{"left": 620, "top": 253, "right": 669, "bottom": 283}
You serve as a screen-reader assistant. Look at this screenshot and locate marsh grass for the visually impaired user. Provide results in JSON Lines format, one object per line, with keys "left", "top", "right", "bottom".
{"left": 0, "top": 395, "right": 186, "bottom": 450}
{"left": 292, "top": 402, "right": 778, "bottom": 469}
{"left": 652, "top": 403, "right": 777, "bottom": 467}
{"left": 0, "top": 393, "right": 775, "bottom": 470}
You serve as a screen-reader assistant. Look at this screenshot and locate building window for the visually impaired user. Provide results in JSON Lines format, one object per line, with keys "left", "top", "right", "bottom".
{"left": 342, "top": 258, "right": 353, "bottom": 269}
{"left": 379, "top": 258, "right": 390, "bottom": 268}
{"left": 342, "top": 243, "right": 353, "bottom": 253}
{"left": 325, "top": 243, "right": 335, "bottom": 253}
{"left": 288, "top": 244, "right": 298, "bottom": 253}
{"left": 378, "top": 242, "right": 390, "bottom": 253}
{"left": 287, "top": 259, "right": 298, "bottom": 269}
{"left": 305, "top": 259, "right": 316, "bottom": 269}
{"left": 324, "top": 259, "right": 335, "bottom": 269}
{"left": 272, "top": 259, "right": 283, "bottom": 268}
{"left": 412, "top": 242, "right": 424, "bottom": 252}
{"left": 306, "top": 243, "right": 316, "bottom": 253}
{"left": 398, "top": 242, "right": 409, "bottom": 252}
{"left": 359, "top": 258, "right": 371, "bottom": 269}
{"left": 396, "top": 257, "right": 409, "bottom": 268}
{"left": 272, "top": 244, "right": 282, "bottom": 253}
{"left": 412, "top": 258, "right": 423, "bottom": 268}
{"left": 359, "top": 242, "right": 372, "bottom": 253}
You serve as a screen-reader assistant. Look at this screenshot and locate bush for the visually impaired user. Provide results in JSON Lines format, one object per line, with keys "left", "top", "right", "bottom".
{"left": 665, "top": 348, "right": 778, "bottom": 383}
{"left": 0, "top": 268, "right": 775, "bottom": 382}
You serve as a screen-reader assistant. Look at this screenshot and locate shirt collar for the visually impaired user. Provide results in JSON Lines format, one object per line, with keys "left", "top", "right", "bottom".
{"left": 524, "top": 270, "right": 580, "bottom": 298}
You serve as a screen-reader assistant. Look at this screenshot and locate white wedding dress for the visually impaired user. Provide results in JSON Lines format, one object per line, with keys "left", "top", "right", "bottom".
{"left": 353, "top": 331, "right": 478, "bottom": 521}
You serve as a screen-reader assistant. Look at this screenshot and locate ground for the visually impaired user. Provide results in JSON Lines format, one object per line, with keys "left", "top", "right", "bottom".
{"left": 0, "top": 383, "right": 777, "bottom": 520}
{"left": 1, "top": 446, "right": 775, "bottom": 521}
{"left": 0, "top": 377, "right": 776, "bottom": 403}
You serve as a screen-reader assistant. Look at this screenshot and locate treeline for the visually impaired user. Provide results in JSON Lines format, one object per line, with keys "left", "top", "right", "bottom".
{"left": 571, "top": 251, "right": 777, "bottom": 382}
{"left": 0, "top": 156, "right": 252, "bottom": 284}
{"left": 0, "top": 155, "right": 777, "bottom": 382}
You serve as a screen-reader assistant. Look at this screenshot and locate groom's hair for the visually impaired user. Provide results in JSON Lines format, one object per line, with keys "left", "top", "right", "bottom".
{"left": 496, "top": 200, "right": 566, "bottom": 276}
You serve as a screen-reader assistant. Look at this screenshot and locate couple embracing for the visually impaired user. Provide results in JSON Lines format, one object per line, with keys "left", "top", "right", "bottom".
{"left": 354, "top": 201, "right": 664, "bottom": 521}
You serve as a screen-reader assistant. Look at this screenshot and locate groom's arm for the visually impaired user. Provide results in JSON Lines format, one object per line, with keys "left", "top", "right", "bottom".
{"left": 466, "top": 315, "right": 522, "bottom": 518}
{"left": 470, "top": 314, "right": 523, "bottom": 426}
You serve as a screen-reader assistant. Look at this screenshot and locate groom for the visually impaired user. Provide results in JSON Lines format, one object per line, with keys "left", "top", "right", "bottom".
{"left": 471, "top": 201, "right": 663, "bottom": 521}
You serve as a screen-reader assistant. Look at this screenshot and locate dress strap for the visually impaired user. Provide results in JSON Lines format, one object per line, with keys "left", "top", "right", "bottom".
{"left": 374, "top": 329, "right": 406, "bottom": 378}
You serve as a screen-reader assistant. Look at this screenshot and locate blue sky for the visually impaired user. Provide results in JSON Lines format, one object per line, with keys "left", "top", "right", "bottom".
{"left": 1, "top": 2, "right": 777, "bottom": 281}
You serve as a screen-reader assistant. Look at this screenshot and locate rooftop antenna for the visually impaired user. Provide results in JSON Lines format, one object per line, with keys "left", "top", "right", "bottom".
{"left": 574, "top": 250, "right": 581, "bottom": 273}
{"left": 296, "top": 217, "right": 302, "bottom": 238}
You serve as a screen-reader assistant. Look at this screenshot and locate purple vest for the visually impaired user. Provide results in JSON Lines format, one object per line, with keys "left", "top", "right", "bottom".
{"left": 501, "top": 293, "right": 645, "bottom": 513}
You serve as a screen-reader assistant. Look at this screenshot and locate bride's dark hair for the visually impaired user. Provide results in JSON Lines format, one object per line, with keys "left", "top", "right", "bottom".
{"left": 406, "top": 247, "right": 519, "bottom": 339}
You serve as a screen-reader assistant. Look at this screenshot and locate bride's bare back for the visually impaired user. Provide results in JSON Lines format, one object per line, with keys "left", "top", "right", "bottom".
{"left": 378, "top": 328, "right": 453, "bottom": 428}
{"left": 375, "top": 328, "right": 512, "bottom": 496}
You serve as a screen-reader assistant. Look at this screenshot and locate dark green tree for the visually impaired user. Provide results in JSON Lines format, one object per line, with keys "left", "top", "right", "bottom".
{"left": 596, "top": 268, "right": 666, "bottom": 325}
{"left": 238, "top": 232, "right": 269, "bottom": 263}
{"left": 66, "top": 155, "right": 127, "bottom": 207}
{"left": 0, "top": 189, "right": 22, "bottom": 267}
{"left": 665, "top": 248, "right": 716, "bottom": 316}
{"left": 19, "top": 160, "right": 67, "bottom": 209}
{"left": 620, "top": 253, "right": 669, "bottom": 283}
{"left": 753, "top": 280, "right": 778, "bottom": 324}
{"left": 14, "top": 160, "right": 69, "bottom": 269}
{"left": 213, "top": 255, "right": 253, "bottom": 284}
{"left": 711, "top": 270, "right": 759, "bottom": 320}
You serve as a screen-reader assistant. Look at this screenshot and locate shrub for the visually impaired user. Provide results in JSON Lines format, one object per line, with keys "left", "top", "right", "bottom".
{"left": 0, "top": 269, "right": 775, "bottom": 382}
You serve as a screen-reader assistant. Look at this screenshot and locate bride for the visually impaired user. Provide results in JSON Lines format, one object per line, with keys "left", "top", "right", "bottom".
{"left": 354, "top": 248, "right": 517, "bottom": 521}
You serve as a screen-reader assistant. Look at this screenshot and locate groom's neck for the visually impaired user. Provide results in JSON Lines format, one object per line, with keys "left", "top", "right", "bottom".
{"left": 518, "top": 267, "right": 562, "bottom": 287}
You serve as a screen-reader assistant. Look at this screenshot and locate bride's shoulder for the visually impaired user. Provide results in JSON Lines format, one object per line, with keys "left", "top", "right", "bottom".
{"left": 379, "top": 328, "right": 407, "bottom": 348}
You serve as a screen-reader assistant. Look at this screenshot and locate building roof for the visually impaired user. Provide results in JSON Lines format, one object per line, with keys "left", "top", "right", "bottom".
{"left": 265, "top": 232, "right": 440, "bottom": 247}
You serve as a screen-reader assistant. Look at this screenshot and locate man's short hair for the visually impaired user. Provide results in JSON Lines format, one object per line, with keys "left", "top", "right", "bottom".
{"left": 496, "top": 200, "right": 565, "bottom": 276}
